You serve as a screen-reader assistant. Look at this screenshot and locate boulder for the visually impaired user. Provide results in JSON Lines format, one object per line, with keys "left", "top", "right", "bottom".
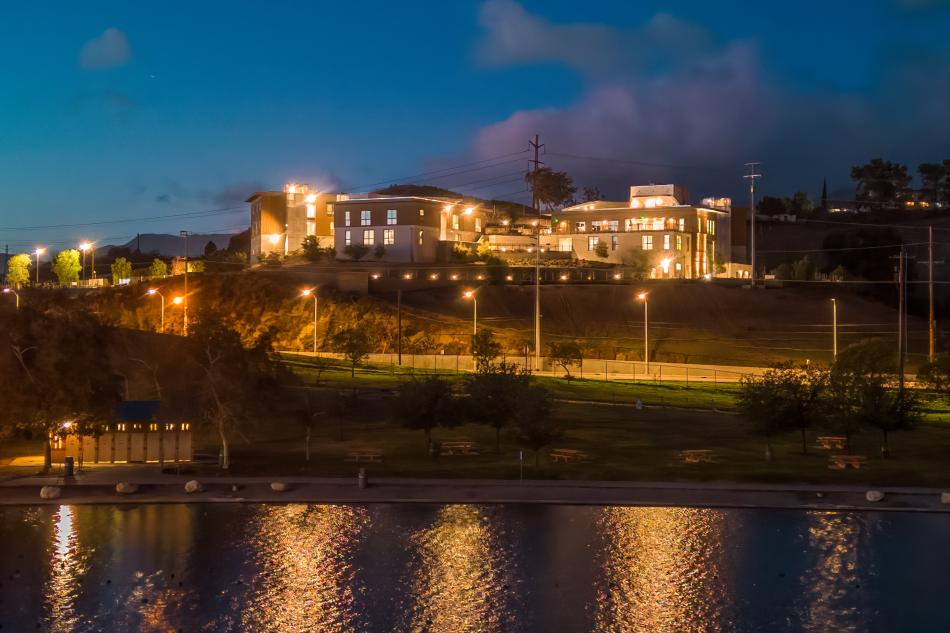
{"left": 40, "top": 486, "right": 62, "bottom": 500}
{"left": 865, "top": 490, "right": 885, "bottom": 502}
{"left": 270, "top": 482, "right": 290, "bottom": 492}
{"left": 940, "top": 492, "right": 950, "bottom": 505}
{"left": 184, "top": 480, "right": 204, "bottom": 494}
{"left": 116, "top": 482, "right": 139, "bottom": 495}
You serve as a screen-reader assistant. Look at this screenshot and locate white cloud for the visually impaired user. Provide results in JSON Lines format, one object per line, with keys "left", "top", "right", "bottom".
{"left": 79, "top": 28, "right": 131, "bottom": 70}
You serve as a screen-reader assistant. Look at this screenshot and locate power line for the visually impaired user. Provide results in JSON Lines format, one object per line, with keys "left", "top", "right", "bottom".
{"left": 546, "top": 151, "right": 732, "bottom": 173}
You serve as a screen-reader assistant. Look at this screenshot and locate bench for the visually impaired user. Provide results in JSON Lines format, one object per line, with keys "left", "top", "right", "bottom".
{"left": 816, "top": 436, "right": 848, "bottom": 451}
{"left": 440, "top": 441, "right": 479, "bottom": 456}
{"left": 680, "top": 449, "right": 717, "bottom": 464}
{"left": 550, "top": 448, "right": 590, "bottom": 464}
{"left": 344, "top": 451, "right": 383, "bottom": 463}
{"left": 828, "top": 455, "right": 867, "bottom": 470}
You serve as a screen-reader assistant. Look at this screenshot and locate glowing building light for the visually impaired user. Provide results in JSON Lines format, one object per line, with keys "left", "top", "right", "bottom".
{"left": 268, "top": 234, "right": 282, "bottom": 245}
{"left": 172, "top": 296, "right": 184, "bottom": 305}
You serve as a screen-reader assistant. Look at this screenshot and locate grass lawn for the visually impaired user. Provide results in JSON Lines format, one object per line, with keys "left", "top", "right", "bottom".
{"left": 198, "top": 394, "right": 950, "bottom": 487}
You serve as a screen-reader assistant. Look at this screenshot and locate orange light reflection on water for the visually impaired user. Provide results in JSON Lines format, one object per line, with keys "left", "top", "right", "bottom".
{"left": 594, "top": 506, "right": 730, "bottom": 633}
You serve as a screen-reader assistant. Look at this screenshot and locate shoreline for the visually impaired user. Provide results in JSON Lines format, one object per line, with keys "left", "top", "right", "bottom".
{"left": 2, "top": 476, "right": 949, "bottom": 513}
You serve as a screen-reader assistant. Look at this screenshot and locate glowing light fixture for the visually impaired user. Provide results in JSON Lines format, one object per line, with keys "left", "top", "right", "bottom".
{"left": 172, "top": 296, "right": 184, "bottom": 305}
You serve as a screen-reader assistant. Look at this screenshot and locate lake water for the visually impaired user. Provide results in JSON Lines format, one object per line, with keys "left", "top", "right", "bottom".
{"left": 1, "top": 503, "right": 948, "bottom": 632}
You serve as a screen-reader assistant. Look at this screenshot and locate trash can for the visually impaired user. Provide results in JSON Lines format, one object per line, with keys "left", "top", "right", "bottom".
{"left": 64, "top": 456, "right": 74, "bottom": 478}
{"left": 358, "top": 468, "right": 368, "bottom": 489}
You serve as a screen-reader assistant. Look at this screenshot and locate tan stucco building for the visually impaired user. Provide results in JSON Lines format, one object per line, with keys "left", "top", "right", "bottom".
{"left": 247, "top": 183, "right": 337, "bottom": 263}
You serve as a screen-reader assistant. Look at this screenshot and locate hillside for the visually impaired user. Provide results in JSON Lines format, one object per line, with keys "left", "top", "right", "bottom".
{"left": 29, "top": 271, "right": 930, "bottom": 368}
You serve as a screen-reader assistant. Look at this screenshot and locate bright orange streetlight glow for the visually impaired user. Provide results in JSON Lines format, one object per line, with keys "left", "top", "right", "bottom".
{"left": 147, "top": 288, "right": 158, "bottom": 296}
{"left": 79, "top": 242, "right": 91, "bottom": 252}
{"left": 172, "top": 296, "right": 184, "bottom": 305}
{"left": 636, "top": 292, "right": 647, "bottom": 301}
{"left": 301, "top": 288, "right": 313, "bottom": 297}
{"left": 462, "top": 290, "right": 474, "bottom": 299}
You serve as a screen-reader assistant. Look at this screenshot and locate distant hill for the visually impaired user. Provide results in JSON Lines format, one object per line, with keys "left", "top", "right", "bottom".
{"left": 118, "top": 233, "right": 237, "bottom": 257}
{"left": 373, "top": 184, "right": 465, "bottom": 198}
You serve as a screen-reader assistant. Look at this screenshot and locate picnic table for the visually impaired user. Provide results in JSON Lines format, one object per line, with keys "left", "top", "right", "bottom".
{"left": 344, "top": 450, "right": 383, "bottom": 463}
{"left": 828, "top": 454, "right": 867, "bottom": 470}
{"left": 440, "top": 440, "right": 479, "bottom": 456}
{"left": 680, "top": 449, "right": 716, "bottom": 464}
{"left": 816, "top": 435, "right": 848, "bottom": 451}
{"left": 550, "top": 448, "right": 590, "bottom": 464}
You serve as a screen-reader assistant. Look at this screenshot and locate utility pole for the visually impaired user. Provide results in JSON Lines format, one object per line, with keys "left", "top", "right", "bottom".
{"left": 180, "top": 230, "right": 189, "bottom": 336}
{"left": 898, "top": 247, "right": 905, "bottom": 388}
{"left": 929, "top": 225, "right": 935, "bottom": 362}
{"left": 530, "top": 134, "right": 544, "bottom": 371}
{"left": 743, "top": 162, "right": 761, "bottom": 285}
{"left": 831, "top": 298, "right": 838, "bottom": 359}
{"left": 396, "top": 289, "right": 402, "bottom": 366}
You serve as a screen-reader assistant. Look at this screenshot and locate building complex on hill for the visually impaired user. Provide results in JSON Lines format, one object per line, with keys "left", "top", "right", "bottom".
{"left": 246, "top": 181, "right": 749, "bottom": 276}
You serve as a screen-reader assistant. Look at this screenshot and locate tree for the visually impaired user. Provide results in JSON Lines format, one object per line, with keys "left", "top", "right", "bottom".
{"left": 203, "top": 240, "right": 218, "bottom": 257}
{"left": 111, "top": 257, "right": 132, "bottom": 285}
{"left": 332, "top": 327, "right": 373, "bottom": 377}
{"left": 851, "top": 159, "right": 911, "bottom": 210}
{"left": 582, "top": 186, "right": 603, "bottom": 202}
{"left": 471, "top": 329, "right": 502, "bottom": 374}
{"left": 918, "top": 352, "right": 950, "bottom": 392}
{"left": 395, "top": 376, "right": 458, "bottom": 449}
{"left": 148, "top": 258, "right": 168, "bottom": 278}
{"left": 6, "top": 253, "right": 30, "bottom": 288}
{"left": 917, "top": 161, "right": 950, "bottom": 206}
{"left": 51, "top": 249, "right": 81, "bottom": 284}
{"left": 0, "top": 309, "right": 122, "bottom": 470}
{"left": 737, "top": 363, "right": 830, "bottom": 459}
{"left": 787, "top": 191, "right": 813, "bottom": 215}
{"left": 524, "top": 167, "right": 577, "bottom": 211}
{"left": 831, "top": 339, "right": 919, "bottom": 456}
{"left": 594, "top": 242, "right": 609, "bottom": 258}
{"left": 621, "top": 249, "right": 651, "bottom": 280}
{"left": 548, "top": 340, "right": 582, "bottom": 379}
{"left": 343, "top": 244, "right": 370, "bottom": 261}
{"left": 185, "top": 316, "right": 286, "bottom": 469}
{"left": 302, "top": 235, "right": 325, "bottom": 262}
{"left": 227, "top": 229, "right": 250, "bottom": 258}
{"left": 756, "top": 196, "right": 786, "bottom": 216}
{"left": 373, "top": 243, "right": 386, "bottom": 259}
{"left": 511, "top": 385, "right": 558, "bottom": 467}
{"left": 466, "top": 361, "right": 529, "bottom": 452}
{"left": 187, "top": 261, "right": 205, "bottom": 273}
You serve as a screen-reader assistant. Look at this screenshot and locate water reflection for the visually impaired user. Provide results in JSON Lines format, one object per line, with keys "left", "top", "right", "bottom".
{"left": 594, "top": 506, "right": 730, "bottom": 632}
{"left": 46, "top": 505, "right": 84, "bottom": 632}
{"left": 406, "top": 505, "right": 509, "bottom": 633}
{"left": 241, "top": 504, "right": 368, "bottom": 632}
{"left": 798, "top": 512, "right": 868, "bottom": 632}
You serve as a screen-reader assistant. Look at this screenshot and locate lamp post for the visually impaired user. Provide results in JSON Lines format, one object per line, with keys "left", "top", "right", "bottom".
{"left": 637, "top": 292, "right": 649, "bottom": 371}
{"left": 301, "top": 288, "right": 318, "bottom": 354}
{"left": 463, "top": 290, "right": 477, "bottom": 335}
{"left": 831, "top": 298, "right": 838, "bottom": 359}
{"left": 147, "top": 289, "right": 165, "bottom": 332}
{"left": 79, "top": 242, "right": 91, "bottom": 281}
{"left": 33, "top": 247, "right": 45, "bottom": 285}
{"left": 2, "top": 288, "right": 18, "bottom": 309}
{"left": 172, "top": 296, "right": 184, "bottom": 333}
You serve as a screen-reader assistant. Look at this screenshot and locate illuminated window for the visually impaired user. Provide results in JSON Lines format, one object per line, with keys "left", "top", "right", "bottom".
{"left": 149, "top": 423, "right": 158, "bottom": 431}
{"left": 588, "top": 236, "right": 599, "bottom": 250}
{"left": 679, "top": 218, "right": 685, "bottom": 232}
{"left": 606, "top": 220, "right": 619, "bottom": 231}
{"left": 575, "top": 221, "right": 586, "bottom": 232}
{"left": 624, "top": 218, "right": 636, "bottom": 232}
{"left": 329, "top": 220, "right": 334, "bottom": 231}
{"left": 118, "top": 424, "right": 127, "bottom": 432}
{"left": 419, "top": 209, "right": 425, "bottom": 217}
{"left": 361, "top": 210, "right": 371, "bottom": 226}
{"left": 344, "top": 211, "right": 351, "bottom": 227}
{"left": 418, "top": 230, "right": 424, "bottom": 245}
{"left": 387, "top": 209, "right": 397, "bottom": 225}
{"left": 383, "top": 229, "right": 395, "bottom": 245}
{"left": 363, "top": 229, "right": 375, "bottom": 245}
{"left": 51, "top": 436, "right": 63, "bottom": 449}
{"left": 452, "top": 215, "right": 459, "bottom": 230}
{"left": 652, "top": 218, "right": 664, "bottom": 231}
{"left": 165, "top": 423, "right": 174, "bottom": 431}
{"left": 306, "top": 221, "right": 316, "bottom": 236}
{"left": 676, "top": 262, "right": 682, "bottom": 271}
{"left": 475, "top": 217, "right": 482, "bottom": 232}
{"left": 676, "top": 235, "right": 682, "bottom": 250}
{"left": 642, "top": 235, "right": 653, "bottom": 250}
{"left": 181, "top": 423, "right": 190, "bottom": 431}
{"left": 612, "top": 235, "right": 619, "bottom": 251}
{"left": 306, "top": 204, "right": 316, "bottom": 219}
{"left": 663, "top": 234, "right": 670, "bottom": 250}
{"left": 708, "top": 219, "right": 716, "bottom": 235}
{"left": 697, "top": 217, "right": 703, "bottom": 232}
{"left": 344, "top": 230, "right": 351, "bottom": 246}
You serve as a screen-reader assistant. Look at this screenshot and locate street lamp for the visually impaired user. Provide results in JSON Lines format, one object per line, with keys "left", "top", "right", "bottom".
{"left": 463, "top": 290, "right": 477, "bottom": 335}
{"left": 637, "top": 292, "right": 649, "bottom": 370}
{"left": 172, "top": 296, "right": 184, "bottom": 333}
{"left": 301, "top": 288, "right": 318, "bottom": 354}
{"left": 79, "top": 242, "right": 92, "bottom": 281}
{"left": 2, "top": 288, "right": 19, "bottom": 309}
{"left": 831, "top": 298, "right": 838, "bottom": 359}
{"left": 147, "top": 288, "right": 165, "bottom": 332}
{"left": 33, "top": 247, "right": 45, "bottom": 284}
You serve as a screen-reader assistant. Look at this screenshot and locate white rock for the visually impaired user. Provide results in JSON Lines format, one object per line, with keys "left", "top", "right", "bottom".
{"left": 116, "top": 482, "right": 139, "bottom": 495}
{"left": 270, "top": 482, "right": 290, "bottom": 492}
{"left": 940, "top": 492, "right": 950, "bottom": 504}
{"left": 865, "top": 490, "right": 885, "bottom": 502}
{"left": 184, "top": 480, "right": 204, "bottom": 494}
{"left": 40, "top": 486, "right": 61, "bottom": 500}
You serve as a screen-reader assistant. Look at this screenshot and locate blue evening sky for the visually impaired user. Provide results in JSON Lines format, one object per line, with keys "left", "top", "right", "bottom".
{"left": 1, "top": 0, "right": 948, "bottom": 251}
